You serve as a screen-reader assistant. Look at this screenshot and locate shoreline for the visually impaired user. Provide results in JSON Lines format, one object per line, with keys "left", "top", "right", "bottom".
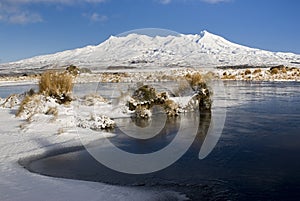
{"left": 0, "top": 66, "right": 300, "bottom": 86}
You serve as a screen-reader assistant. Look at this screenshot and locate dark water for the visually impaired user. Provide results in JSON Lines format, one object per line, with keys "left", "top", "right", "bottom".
{"left": 21, "top": 81, "right": 300, "bottom": 201}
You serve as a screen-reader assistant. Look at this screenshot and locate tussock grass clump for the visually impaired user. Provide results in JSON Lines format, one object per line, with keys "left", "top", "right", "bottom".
{"left": 39, "top": 71, "right": 74, "bottom": 104}
{"left": 45, "top": 106, "right": 58, "bottom": 117}
{"left": 270, "top": 68, "right": 279, "bottom": 75}
{"left": 185, "top": 72, "right": 212, "bottom": 111}
{"left": 253, "top": 69, "right": 262, "bottom": 74}
{"left": 281, "top": 67, "right": 287, "bottom": 73}
{"left": 16, "top": 94, "right": 37, "bottom": 117}
{"left": 185, "top": 72, "right": 203, "bottom": 89}
{"left": 17, "top": 70, "right": 73, "bottom": 119}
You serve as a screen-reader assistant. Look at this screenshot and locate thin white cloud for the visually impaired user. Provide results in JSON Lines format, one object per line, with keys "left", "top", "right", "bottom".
{"left": 0, "top": 0, "right": 106, "bottom": 24}
{"left": 2, "top": 0, "right": 106, "bottom": 4}
{"left": 156, "top": 0, "right": 231, "bottom": 4}
{"left": 8, "top": 12, "right": 43, "bottom": 24}
{"left": 83, "top": 12, "right": 108, "bottom": 22}
{"left": 201, "top": 0, "right": 231, "bottom": 3}
{"left": 159, "top": 0, "right": 172, "bottom": 4}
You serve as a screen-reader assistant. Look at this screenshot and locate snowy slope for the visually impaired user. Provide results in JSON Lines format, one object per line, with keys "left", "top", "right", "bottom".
{"left": 1, "top": 30, "right": 300, "bottom": 72}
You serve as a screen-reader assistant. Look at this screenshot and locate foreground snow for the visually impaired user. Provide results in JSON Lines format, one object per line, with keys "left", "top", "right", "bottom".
{"left": 0, "top": 102, "right": 187, "bottom": 200}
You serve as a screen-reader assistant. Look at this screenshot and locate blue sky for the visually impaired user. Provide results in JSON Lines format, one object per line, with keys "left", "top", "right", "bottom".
{"left": 1, "top": 0, "right": 300, "bottom": 63}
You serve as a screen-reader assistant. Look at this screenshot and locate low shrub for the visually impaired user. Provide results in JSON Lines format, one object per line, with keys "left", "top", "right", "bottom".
{"left": 132, "top": 85, "right": 157, "bottom": 102}
{"left": 163, "top": 99, "right": 179, "bottom": 117}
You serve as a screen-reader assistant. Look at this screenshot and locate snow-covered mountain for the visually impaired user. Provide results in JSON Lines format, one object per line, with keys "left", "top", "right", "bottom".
{"left": 1, "top": 30, "right": 300, "bottom": 73}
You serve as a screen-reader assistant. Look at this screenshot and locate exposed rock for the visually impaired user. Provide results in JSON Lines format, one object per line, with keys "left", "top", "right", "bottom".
{"left": 66, "top": 65, "right": 80, "bottom": 76}
{"left": 79, "top": 68, "right": 92, "bottom": 74}
{"left": 130, "top": 60, "right": 149, "bottom": 64}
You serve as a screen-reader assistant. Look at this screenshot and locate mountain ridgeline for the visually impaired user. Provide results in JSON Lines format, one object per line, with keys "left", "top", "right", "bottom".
{"left": 1, "top": 31, "right": 300, "bottom": 73}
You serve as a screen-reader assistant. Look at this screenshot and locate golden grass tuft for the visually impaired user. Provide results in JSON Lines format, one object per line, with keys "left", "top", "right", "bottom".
{"left": 39, "top": 71, "right": 73, "bottom": 104}
{"left": 16, "top": 94, "right": 38, "bottom": 117}
{"left": 253, "top": 69, "right": 262, "bottom": 74}
{"left": 222, "top": 74, "right": 236, "bottom": 80}
{"left": 185, "top": 72, "right": 204, "bottom": 88}
{"left": 281, "top": 67, "right": 287, "bottom": 73}
{"left": 45, "top": 106, "right": 58, "bottom": 117}
{"left": 270, "top": 68, "right": 279, "bottom": 75}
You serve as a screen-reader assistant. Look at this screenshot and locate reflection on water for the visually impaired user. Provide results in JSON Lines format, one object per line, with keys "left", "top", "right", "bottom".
{"left": 19, "top": 81, "right": 300, "bottom": 200}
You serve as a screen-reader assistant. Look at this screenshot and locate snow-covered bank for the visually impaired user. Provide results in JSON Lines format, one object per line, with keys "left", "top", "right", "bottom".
{"left": 0, "top": 66, "right": 216, "bottom": 200}
{"left": 0, "top": 102, "right": 187, "bottom": 200}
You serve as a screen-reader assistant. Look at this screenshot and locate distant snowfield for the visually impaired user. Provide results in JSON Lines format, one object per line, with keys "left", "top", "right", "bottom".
{"left": 1, "top": 30, "right": 300, "bottom": 74}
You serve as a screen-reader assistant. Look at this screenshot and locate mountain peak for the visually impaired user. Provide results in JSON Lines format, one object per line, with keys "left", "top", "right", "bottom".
{"left": 200, "top": 30, "right": 209, "bottom": 36}
{"left": 1, "top": 30, "right": 300, "bottom": 72}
